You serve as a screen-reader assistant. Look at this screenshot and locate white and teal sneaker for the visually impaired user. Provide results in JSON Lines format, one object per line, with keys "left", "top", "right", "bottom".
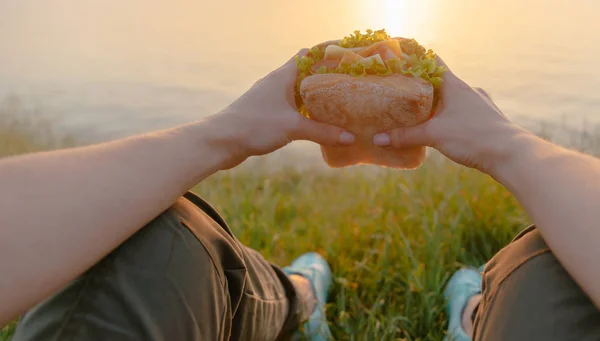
{"left": 283, "top": 252, "right": 333, "bottom": 341}
{"left": 443, "top": 265, "right": 484, "bottom": 341}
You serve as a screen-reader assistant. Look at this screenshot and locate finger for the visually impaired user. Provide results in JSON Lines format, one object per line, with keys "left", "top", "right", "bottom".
{"left": 285, "top": 48, "right": 309, "bottom": 68}
{"left": 474, "top": 87, "right": 490, "bottom": 99}
{"left": 288, "top": 116, "right": 355, "bottom": 147}
{"left": 278, "top": 48, "right": 309, "bottom": 73}
{"left": 269, "top": 48, "right": 309, "bottom": 77}
{"left": 265, "top": 49, "right": 309, "bottom": 90}
{"left": 473, "top": 86, "right": 503, "bottom": 112}
{"left": 372, "top": 123, "right": 433, "bottom": 149}
{"left": 315, "top": 39, "right": 340, "bottom": 49}
{"left": 435, "top": 55, "right": 450, "bottom": 70}
{"left": 436, "top": 55, "right": 456, "bottom": 102}
{"left": 435, "top": 55, "right": 460, "bottom": 84}
{"left": 436, "top": 55, "right": 471, "bottom": 103}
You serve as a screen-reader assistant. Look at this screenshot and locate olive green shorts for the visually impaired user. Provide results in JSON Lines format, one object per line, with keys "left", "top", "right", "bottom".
{"left": 11, "top": 193, "right": 300, "bottom": 341}
{"left": 473, "top": 225, "right": 600, "bottom": 341}
{"left": 10, "top": 194, "right": 600, "bottom": 340}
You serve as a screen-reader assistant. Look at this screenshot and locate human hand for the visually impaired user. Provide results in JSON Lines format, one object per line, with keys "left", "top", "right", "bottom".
{"left": 372, "top": 56, "right": 527, "bottom": 173}
{"left": 214, "top": 49, "right": 355, "bottom": 160}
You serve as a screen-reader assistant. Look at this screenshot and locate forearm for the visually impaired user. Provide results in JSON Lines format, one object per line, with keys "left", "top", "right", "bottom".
{"left": 0, "top": 114, "right": 244, "bottom": 324}
{"left": 490, "top": 129, "right": 600, "bottom": 308}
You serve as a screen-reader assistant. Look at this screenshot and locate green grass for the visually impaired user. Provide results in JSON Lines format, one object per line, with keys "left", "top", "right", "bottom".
{"left": 0, "top": 324, "right": 15, "bottom": 341}
{"left": 0, "top": 96, "right": 531, "bottom": 340}
{"left": 0, "top": 97, "right": 75, "bottom": 341}
{"left": 0, "top": 95, "right": 73, "bottom": 157}
{"left": 191, "top": 159, "right": 527, "bottom": 340}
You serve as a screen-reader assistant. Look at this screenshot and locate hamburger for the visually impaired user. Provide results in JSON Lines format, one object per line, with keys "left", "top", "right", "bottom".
{"left": 296, "top": 29, "right": 446, "bottom": 169}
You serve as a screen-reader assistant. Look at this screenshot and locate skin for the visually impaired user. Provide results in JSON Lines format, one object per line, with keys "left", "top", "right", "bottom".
{"left": 374, "top": 57, "right": 600, "bottom": 312}
{"left": 0, "top": 50, "right": 354, "bottom": 325}
{"left": 1, "top": 47, "right": 600, "bottom": 330}
{"left": 462, "top": 294, "right": 482, "bottom": 336}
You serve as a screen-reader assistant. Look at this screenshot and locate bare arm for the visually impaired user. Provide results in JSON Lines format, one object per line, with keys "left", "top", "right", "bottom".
{"left": 0, "top": 117, "right": 238, "bottom": 324}
{"left": 490, "top": 129, "right": 600, "bottom": 308}
{"left": 0, "top": 50, "right": 354, "bottom": 324}
{"left": 378, "top": 57, "right": 600, "bottom": 309}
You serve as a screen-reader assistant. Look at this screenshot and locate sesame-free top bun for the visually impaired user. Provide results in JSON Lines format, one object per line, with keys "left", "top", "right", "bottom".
{"left": 299, "top": 73, "right": 434, "bottom": 168}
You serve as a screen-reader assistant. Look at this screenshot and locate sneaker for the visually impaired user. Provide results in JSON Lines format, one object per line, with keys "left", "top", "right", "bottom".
{"left": 283, "top": 252, "right": 333, "bottom": 341}
{"left": 443, "top": 265, "right": 484, "bottom": 341}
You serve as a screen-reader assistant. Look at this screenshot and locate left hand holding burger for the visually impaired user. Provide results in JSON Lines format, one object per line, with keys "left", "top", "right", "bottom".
{"left": 212, "top": 49, "right": 356, "bottom": 162}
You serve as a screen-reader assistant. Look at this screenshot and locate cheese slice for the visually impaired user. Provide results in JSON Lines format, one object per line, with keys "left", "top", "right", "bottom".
{"left": 358, "top": 54, "right": 385, "bottom": 67}
{"left": 357, "top": 40, "right": 402, "bottom": 60}
{"left": 324, "top": 45, "right": 367, "bottom": 60}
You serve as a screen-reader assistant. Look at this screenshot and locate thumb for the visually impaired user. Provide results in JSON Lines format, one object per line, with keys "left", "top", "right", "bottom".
{"left": 264, "top": 49, "right": 309, "bottom": 86}
{"left": 373, "top": 123, "right": 433, "bottom": 149}
{"left": 289, "top": 116, "right": 355, "bottom": 146}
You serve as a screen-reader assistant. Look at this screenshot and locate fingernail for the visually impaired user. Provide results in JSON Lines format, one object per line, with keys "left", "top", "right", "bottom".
{"left": 339, "top": 131, "right": 355, "bottom": 145}
{"left": 373, "top": 133, "right": 391, "bottom": 146}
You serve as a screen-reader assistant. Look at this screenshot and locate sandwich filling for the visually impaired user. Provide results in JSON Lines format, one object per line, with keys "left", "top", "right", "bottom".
{"left": 296, "top": 29, "right": 446, "bottom": 116}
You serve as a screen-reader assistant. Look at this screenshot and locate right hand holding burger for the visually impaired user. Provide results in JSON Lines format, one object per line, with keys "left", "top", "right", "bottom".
{"left": 296, "top": 28, "right": 525, "bottom": 174}
{"left": 372, "top": 57, "right": 524, "bottom": 174}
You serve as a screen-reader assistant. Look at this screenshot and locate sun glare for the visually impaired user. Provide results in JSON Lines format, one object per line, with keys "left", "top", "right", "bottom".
{"left": 359, "top": 0, "right": 437, "bottom": 42}
{"left": 384, "top": 0, "right": 410, "bottom": 37}
{"left": 380, "top": 0, "right": 438, "bottom": 44}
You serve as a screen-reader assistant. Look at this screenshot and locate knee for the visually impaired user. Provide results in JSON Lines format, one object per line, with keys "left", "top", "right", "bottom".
{"left": 474, "top": 227, "right": 600, "bottom": 340}
{"left": 483, "top": 227, "right": 548, "bottom": 282}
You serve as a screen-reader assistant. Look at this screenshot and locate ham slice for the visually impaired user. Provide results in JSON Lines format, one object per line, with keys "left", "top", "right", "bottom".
{"left": 315, "top": 40, "right": 403, "bottom": 72}
{"left": 357, "top": 40, "right": 402, "bottom": 60}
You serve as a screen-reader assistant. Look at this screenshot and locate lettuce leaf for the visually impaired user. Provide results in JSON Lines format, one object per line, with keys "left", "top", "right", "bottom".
{"left": 339, "top": 29, "right": 391, "bottom": 48}
{"left": 338, "top": 56, "right": 390, "bottom": 77}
